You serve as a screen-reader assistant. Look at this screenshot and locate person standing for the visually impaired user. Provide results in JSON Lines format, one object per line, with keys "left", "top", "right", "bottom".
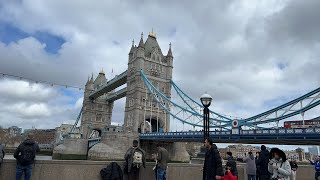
{"left": 290, "top": 159, "right": 298, "bottom": 180}
{"left": 14, "top": 133, "right": 40, "bottom": 180}
{"left": 256, "top": 145, "right": 270, "bottom": 180}
{"left": 0, "top": 142, "right": 5, "bottom": 168}
{"left": 309, "top": 156, "right": 320, "bottom": 180}
{"left": 155, "top": 144, "right": 169, "bottom": 180}
{"left": 202, "top": 138, "right": 223, "bottom": 180}
{"left": 244, "top": 152, "right": 257, "bottom": 180}
{"left": 226, "top": 152, "right": 238, "bottom": 178}
{"left": 256, "top": 152, "right": 261, "bottom": 180}
{"left": 124, "top": 140, "right": 146, "bottom": 180}
{"left": 268, "top": 148, "right": 291, "bottom": 180}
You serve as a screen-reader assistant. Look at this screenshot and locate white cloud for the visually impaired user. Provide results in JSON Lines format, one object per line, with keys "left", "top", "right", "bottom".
{"left": 0, "top": 0, "right": 319, "bottom": 140}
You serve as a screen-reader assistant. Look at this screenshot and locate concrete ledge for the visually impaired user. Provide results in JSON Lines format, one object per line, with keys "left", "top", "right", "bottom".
{"left": 0, "top": 159, "right": 315, "bottom": 180}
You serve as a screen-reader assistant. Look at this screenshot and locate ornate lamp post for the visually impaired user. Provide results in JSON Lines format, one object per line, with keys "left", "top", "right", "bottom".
{"left": 196, "top": 93, "right": 213, "bottom": 159}
{"left": 200, "top": 93, "right": 212, "bottom": 142}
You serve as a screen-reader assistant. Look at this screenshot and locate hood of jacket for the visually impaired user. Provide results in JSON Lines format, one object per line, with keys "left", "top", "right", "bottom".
{"left": 23, "top": 139, "right": 35, "bottom": 145}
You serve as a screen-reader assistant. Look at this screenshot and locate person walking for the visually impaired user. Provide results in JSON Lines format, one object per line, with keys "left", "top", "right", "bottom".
{"left": 268, "top": 148, "right": 291, "bottom": 180}
{"left": 124, "top": 140, "right": 146, "bottom": 180}
{"left": 202, "top": 138, "right": 223, "bottom": 180}
{"left": 154, "top": 144, "right": 169, "bottom": 180}
{"left": 309, "top": 156, "right": 320, "bottom": 180}
{"left": 290, "top": 159, "right": 298, "bottom": 180}
{"left": 14, "top": 133, "right": 40, "bottom": 180}
{"left": 244, "top": 152, "right": 257, "bottom": 180}
{"left": 256, "top": 145, "right": 270, "bottom": 180}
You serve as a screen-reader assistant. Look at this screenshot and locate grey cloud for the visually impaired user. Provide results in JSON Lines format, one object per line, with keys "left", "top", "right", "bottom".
{"left": 0, "top": 0, "right": 320, "bottom": 130}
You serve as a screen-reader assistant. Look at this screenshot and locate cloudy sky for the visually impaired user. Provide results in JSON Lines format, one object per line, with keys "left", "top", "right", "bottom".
{"left": 0, "top": 0, "right": 319, "bottom": 148}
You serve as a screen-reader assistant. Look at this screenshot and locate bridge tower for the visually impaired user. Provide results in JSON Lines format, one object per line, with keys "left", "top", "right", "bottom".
{"left": 124, "top": 31, "right": 173, "bottom": 133}
{"left": 81, "top": 70, "right": 114, "bottom": 139}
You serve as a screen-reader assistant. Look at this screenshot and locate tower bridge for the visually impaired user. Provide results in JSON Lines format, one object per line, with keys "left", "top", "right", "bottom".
{"left": 53, "top": 30, "right": 320, "bottom": 161}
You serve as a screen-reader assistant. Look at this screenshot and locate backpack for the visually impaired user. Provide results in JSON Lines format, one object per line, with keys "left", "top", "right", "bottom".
{"left": 132, "top": 150, "right": 143, "bottom": 168}
{"left": 100, "top": 162, "right": 123, "bottom": 180}
{"left": 19, "top": 144, "right": 36, "bottom": 166}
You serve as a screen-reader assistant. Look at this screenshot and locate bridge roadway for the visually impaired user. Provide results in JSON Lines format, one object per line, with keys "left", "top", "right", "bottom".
{"left": 89, "top": 70, "right": 127, "bottom": 100}
{"left": 139, "top": 127, "right": 320, "bottom": 145}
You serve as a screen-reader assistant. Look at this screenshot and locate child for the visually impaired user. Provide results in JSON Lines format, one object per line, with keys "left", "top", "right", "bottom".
{"left": 216, "top": 162, "right": 238, "bottom": 180}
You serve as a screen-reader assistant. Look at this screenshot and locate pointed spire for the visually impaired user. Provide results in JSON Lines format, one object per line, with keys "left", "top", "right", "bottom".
{"left": 167, "top": 42, "right": 173, "bottom": 57}
{"left": 90, "top": 73, "right": 94, "bottom": 82}
{"left": 129, "top": 39, "right": 134, "bottom": 54}
{"left": 86, "top": 75, "right": 90, "bottom": 85}
{"left": 138, "top": 32, "right": 144, "bottom": 48}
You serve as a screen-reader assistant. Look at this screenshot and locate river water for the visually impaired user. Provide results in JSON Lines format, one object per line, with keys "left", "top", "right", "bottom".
{"left": 4, "top": 154, "right": 52, "bottom": 160}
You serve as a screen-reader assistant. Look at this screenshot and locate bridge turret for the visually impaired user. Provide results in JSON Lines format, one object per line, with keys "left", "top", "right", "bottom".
{"left": 93, "top": 69, "right": 107, "bottom": 89}
{"left": 166, "top": 43, "right": 173, "bottom": 80}
{"left": 137, "top": 32, "right": 145, "bottom": 58}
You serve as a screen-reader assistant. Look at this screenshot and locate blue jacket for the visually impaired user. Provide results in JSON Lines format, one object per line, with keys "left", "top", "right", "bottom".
{"left": 311, "top": 161, "right": 320, "bottom": 172}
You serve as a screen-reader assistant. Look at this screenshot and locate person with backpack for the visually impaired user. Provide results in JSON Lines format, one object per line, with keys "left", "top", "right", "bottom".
{"left": 14, "top": 133, "right": 40, "bottom": 180}
{"left": 0, "top": 142, "right": 5, "bottom": 168}
{"left": 124, "top": 140, "right": 146, "bottom": 180}
{"left": 268, "top": 148, "right": 291, "bottom": 180}
{"left": 155, "top": 143, "right": 169, "bottom": 180}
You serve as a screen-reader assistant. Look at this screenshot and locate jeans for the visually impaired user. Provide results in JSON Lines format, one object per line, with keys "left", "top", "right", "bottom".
{"left": 248, "top": 175, "right": 256, "bottom": 180}
{"left": 291, "top": 170, "right": 296, "bottom": 180}
{"left": 157, "top": 167, "right": 166, "bottom": 180}
{"left": 16, "top": 164, "right": 33, "bottom": 180}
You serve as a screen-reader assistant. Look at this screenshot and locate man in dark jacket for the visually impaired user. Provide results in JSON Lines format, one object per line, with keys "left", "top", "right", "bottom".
{"left": 124, "top": 140, "right": 146, "bottom": 180}
{"left": 14, "top": 133, "right": 40, "bottom": 180}
{"left": 203, "top": 138, "right": 223, "bottom": 180}
{"left": 256, "top": 145, "right": 270, "bottom": 180}
{"left": 226, "top": 152, "right": 238, "bottom": 177}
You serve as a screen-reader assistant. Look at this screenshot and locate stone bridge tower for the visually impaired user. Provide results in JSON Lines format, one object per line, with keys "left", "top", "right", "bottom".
{"left": 124, "top": 31, "right": 173, "bottom": 133}
{"left": 81, "top": 70, "right": 114, "bottom": 139}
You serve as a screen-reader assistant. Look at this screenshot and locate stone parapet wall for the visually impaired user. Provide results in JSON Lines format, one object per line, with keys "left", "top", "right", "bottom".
{"left": 0, "top": 159, "right": 315, "bottom": 180}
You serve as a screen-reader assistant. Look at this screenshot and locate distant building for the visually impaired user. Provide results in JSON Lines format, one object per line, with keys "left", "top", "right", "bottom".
{"left": 309, "top": 146, "right": 319, "bottom": 156}
{"left": 295, "top": 148, "right": 306, "bottom": 161}
{"left": 220, "top": 144, "right": 260, "bottom": 159}
{"left": 8, "top": 126, "right": 22, "bottom": 137}
{"left": 305, "top": 152, "right": 315, "bottom": 161}
{"left": 284, "top": 150, "right": 299, "bottom": 161}
{"left": 22, "top": 129, "right": 56, "bottom": 150}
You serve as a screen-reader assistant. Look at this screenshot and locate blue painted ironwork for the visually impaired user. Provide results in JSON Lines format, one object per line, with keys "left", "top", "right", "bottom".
{"left": 71, "top": 107, "right": 83, "bottom": 133}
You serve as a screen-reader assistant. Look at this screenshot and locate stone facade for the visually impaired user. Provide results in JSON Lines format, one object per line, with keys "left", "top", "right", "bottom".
{"left": 124, "top": 32, "right": 173, "bottom": 133}
{"left": 81, "top": 70, "right": 114, "bottom": 139}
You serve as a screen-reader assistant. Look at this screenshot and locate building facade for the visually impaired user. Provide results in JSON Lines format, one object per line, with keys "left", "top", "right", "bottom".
{"left": 124, "top": 31, "right": 173, "bottom": 133}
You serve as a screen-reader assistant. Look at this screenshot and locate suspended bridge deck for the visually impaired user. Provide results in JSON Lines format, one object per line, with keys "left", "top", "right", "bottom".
{"left": 139, "top": 128, "right": 320, "bottom": 145}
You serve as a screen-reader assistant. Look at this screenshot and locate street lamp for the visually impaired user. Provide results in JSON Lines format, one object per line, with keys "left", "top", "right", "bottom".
{"left": 200, "top": 93, "right": 212, "bottom": 142}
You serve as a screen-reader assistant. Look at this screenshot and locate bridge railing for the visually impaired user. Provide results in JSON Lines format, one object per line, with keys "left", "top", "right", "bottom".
{"left": 140, "top": 127, "right": 320, "bottom": 137}
{"left": 240, "top": 127, "right": 320, "bottom": 135}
